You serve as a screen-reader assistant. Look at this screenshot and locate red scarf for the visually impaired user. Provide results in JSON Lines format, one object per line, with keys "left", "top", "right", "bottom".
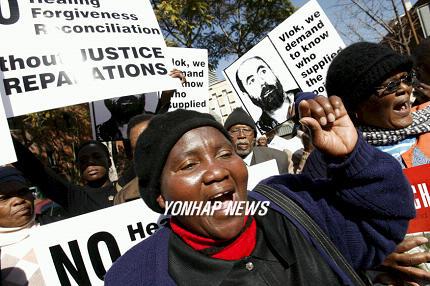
{"left": 170, "top": 216, "right": 257, "bottom": 261}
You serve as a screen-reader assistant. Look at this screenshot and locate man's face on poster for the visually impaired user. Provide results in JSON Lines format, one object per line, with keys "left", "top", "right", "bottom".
{"left": 237, "top": 57, "right": 285, "bottom": 112}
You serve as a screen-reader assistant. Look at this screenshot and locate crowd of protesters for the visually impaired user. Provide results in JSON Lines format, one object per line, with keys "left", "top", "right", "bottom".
{"left": 2, "top": 39, "right": 430, "bottom": 286}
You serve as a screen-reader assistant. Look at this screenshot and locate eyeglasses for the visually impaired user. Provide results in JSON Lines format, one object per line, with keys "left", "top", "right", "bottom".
{"left": 375, "top": 71, "right": 416, "bottom": 97}
{"left": 229, "top": 127, "right": 254, "bottom": 136}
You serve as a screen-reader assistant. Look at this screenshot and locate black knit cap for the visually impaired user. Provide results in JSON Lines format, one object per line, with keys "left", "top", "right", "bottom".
{"left": 134, "top": 109, "right": 231, "bottom": 213}
{"left": 0, "top": 166, "right": 28, "bottom": 193}
{"left": 223, "top": 108, "right": 257, "bottom": 137}
{"left": 76, "top": 140, "right": 110, "bottom": 159}
{"left": 325, "top": 42, "right": 413, "bottom": 112}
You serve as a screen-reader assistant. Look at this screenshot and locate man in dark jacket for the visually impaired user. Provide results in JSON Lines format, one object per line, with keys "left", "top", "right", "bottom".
{"left": 224, "top": 107, "right": 291, "bottom": 173}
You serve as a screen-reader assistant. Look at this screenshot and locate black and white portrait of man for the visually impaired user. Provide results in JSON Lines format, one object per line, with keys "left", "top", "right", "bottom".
{"left": 235, "top": 56, "right": 299, "bottom": 132}
{"left": 224, "top": 37, "right": 300, "bottom": 134}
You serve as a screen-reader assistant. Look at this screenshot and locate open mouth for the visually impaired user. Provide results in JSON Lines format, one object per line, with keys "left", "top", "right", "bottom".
{"left": 209, "top": 190, "right": 235, "bottom": 212}
{"left": 86, "top": 167, "right": 100, "bottom": 176}
{"left": 393, "top": 100, "right": 411, "bottom": 116}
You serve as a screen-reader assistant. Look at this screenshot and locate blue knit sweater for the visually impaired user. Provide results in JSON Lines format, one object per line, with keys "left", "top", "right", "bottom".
{"left": 105, "top": 137, "right": 415, "bottom": 285}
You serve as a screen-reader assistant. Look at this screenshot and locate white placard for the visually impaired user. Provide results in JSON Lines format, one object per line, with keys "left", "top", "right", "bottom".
{"left": 0, "top": 98, "right": 15, "bottom": 165}
{"left": 32, "top": 200, "right": 163, "bottom": 286}
{"left": 223, "top": 0, "right": 345, "bottom": 134}
{"left": 0, "top": 0, "right": 178, "bottom": 117}
{"left": 168, "top": 47, "right": 209, "bottom": 113}
{"left": 223, "top": 37, "right": 299, "bottom": 134}
{"left": 268, "top": 135, "right": 304, "bottom": 153}
{"left": 247, "top": 159, "right": 279, "bottom": 190}
{"left": 268, "top": 0, "right": 345, "bottom": 95}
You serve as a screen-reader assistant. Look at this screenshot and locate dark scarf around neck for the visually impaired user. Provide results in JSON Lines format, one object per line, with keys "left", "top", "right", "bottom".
{"left": 359, "top": 106, "right": 430, "bottom": 146}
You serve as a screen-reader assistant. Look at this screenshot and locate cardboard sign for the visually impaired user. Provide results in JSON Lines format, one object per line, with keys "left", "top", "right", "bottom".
{"left": 32, "top": 200, "right": 164, "bottom": 286}
{"left": 268, "top": 135, "right": 304, "bottom": 153}
{"left": 168, "top": 47, "right": 209, "bottom": 113}
{"left": 0, "top": 0, "right": 177, "bottom": 117}
{"left": 247, "top": 159, "right": 279, "bottom": 190}
{"left": 268, "top": 0, "right": 345, "bottom": 95}
{"left": 223, "top": 37, "right": 299, "bottom": 134}
{"left": 404, "top": 164, "right": 430, "bottom": 234}
{"left": 223, "top": 0, "right": 345, "bottom": 133}
{"left": 0, "top": 98, "right": 15, "bottom": 164}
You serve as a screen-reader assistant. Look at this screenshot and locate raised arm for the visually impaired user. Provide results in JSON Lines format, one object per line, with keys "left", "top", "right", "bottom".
{"left": 12, "top": 138, "right": 70, "bottom": 208}
{"left": 262, "top": 96, "right": 415, "bottom": 270}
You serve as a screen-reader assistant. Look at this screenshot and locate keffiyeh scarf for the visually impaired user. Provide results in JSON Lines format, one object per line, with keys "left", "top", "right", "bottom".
{"left": 359, "top": 106, "right": 430, "bottom": 146}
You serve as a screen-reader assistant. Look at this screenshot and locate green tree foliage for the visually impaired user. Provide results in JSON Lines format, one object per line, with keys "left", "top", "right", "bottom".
{"left": 153, "top": 0, "right": 295, "bottom": 68}
{"left": 153, "top": 0, "right": 214, "bottom": 47}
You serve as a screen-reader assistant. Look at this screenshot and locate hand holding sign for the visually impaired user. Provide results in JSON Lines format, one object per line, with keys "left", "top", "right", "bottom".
{"left": 168, "top": 48, "right": 208, "bottom": 112}
{"left": 298, "top": 95, "right": 357, "bottom": 157}
{"left": 168, "top": 68, "right": 186, "bottom": 84}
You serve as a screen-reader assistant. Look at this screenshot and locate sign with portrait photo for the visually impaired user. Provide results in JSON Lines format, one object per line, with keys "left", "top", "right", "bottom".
{"left": 90, "top": 92, "right": 159, "bottom": 141}
{"left": 0, "top": 0, "right": 178, "bottom": 118}
{"left": 90, "top": 47, "right": 209, "bottom": 141}
{"left": 224, "top": 0, "right": 345, "bottom": 134}
{"left": 224, "top": 37, "right": 300, "bottom": 134}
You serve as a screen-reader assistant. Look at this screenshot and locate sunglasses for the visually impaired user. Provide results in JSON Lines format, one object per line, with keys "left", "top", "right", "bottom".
{"left": 374, "top": 71, "right": 416, "bottom": 97}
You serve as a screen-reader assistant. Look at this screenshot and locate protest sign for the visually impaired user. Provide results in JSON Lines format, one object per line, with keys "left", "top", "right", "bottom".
{"left": 247, "top": 159, "right": 279, "bottom": 190}
{"left": 90, "top": 92, "right": 158, "bottom": 141}
{"left": 0, "top": 0, "right": 177, "bottom": 118}
{"left": 89, "top": 47, "right": 208, "bottom": 141}
{"left": 168, "top": 47, "right": 209, "bottom": 113}
{"left": 268, "top": 0, "right": 345, "bottom": 95}
{"left": 32, "top": 200, "right": 164, "bottom": 285}
{"left": 404, "top": 164, "right": 430, "bottom": 234}
{"left": 402, "top": 164, "right": 430, "bottom": 272}
{"left": 223, "top": 0, "right": 344, "bottom": 133}
{"left": 268, "top": 135, "right": 304, "bottom": 153}
{"left": 0, "top": 99, "right": 15, "bottom": 165}
{"left": 224, "top": 37, "right": 299, "bottom": 134}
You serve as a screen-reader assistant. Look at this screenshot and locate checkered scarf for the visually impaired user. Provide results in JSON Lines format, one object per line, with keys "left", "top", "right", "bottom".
{"left": 359, "top": 106, "right": 430, "bottom": 146}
